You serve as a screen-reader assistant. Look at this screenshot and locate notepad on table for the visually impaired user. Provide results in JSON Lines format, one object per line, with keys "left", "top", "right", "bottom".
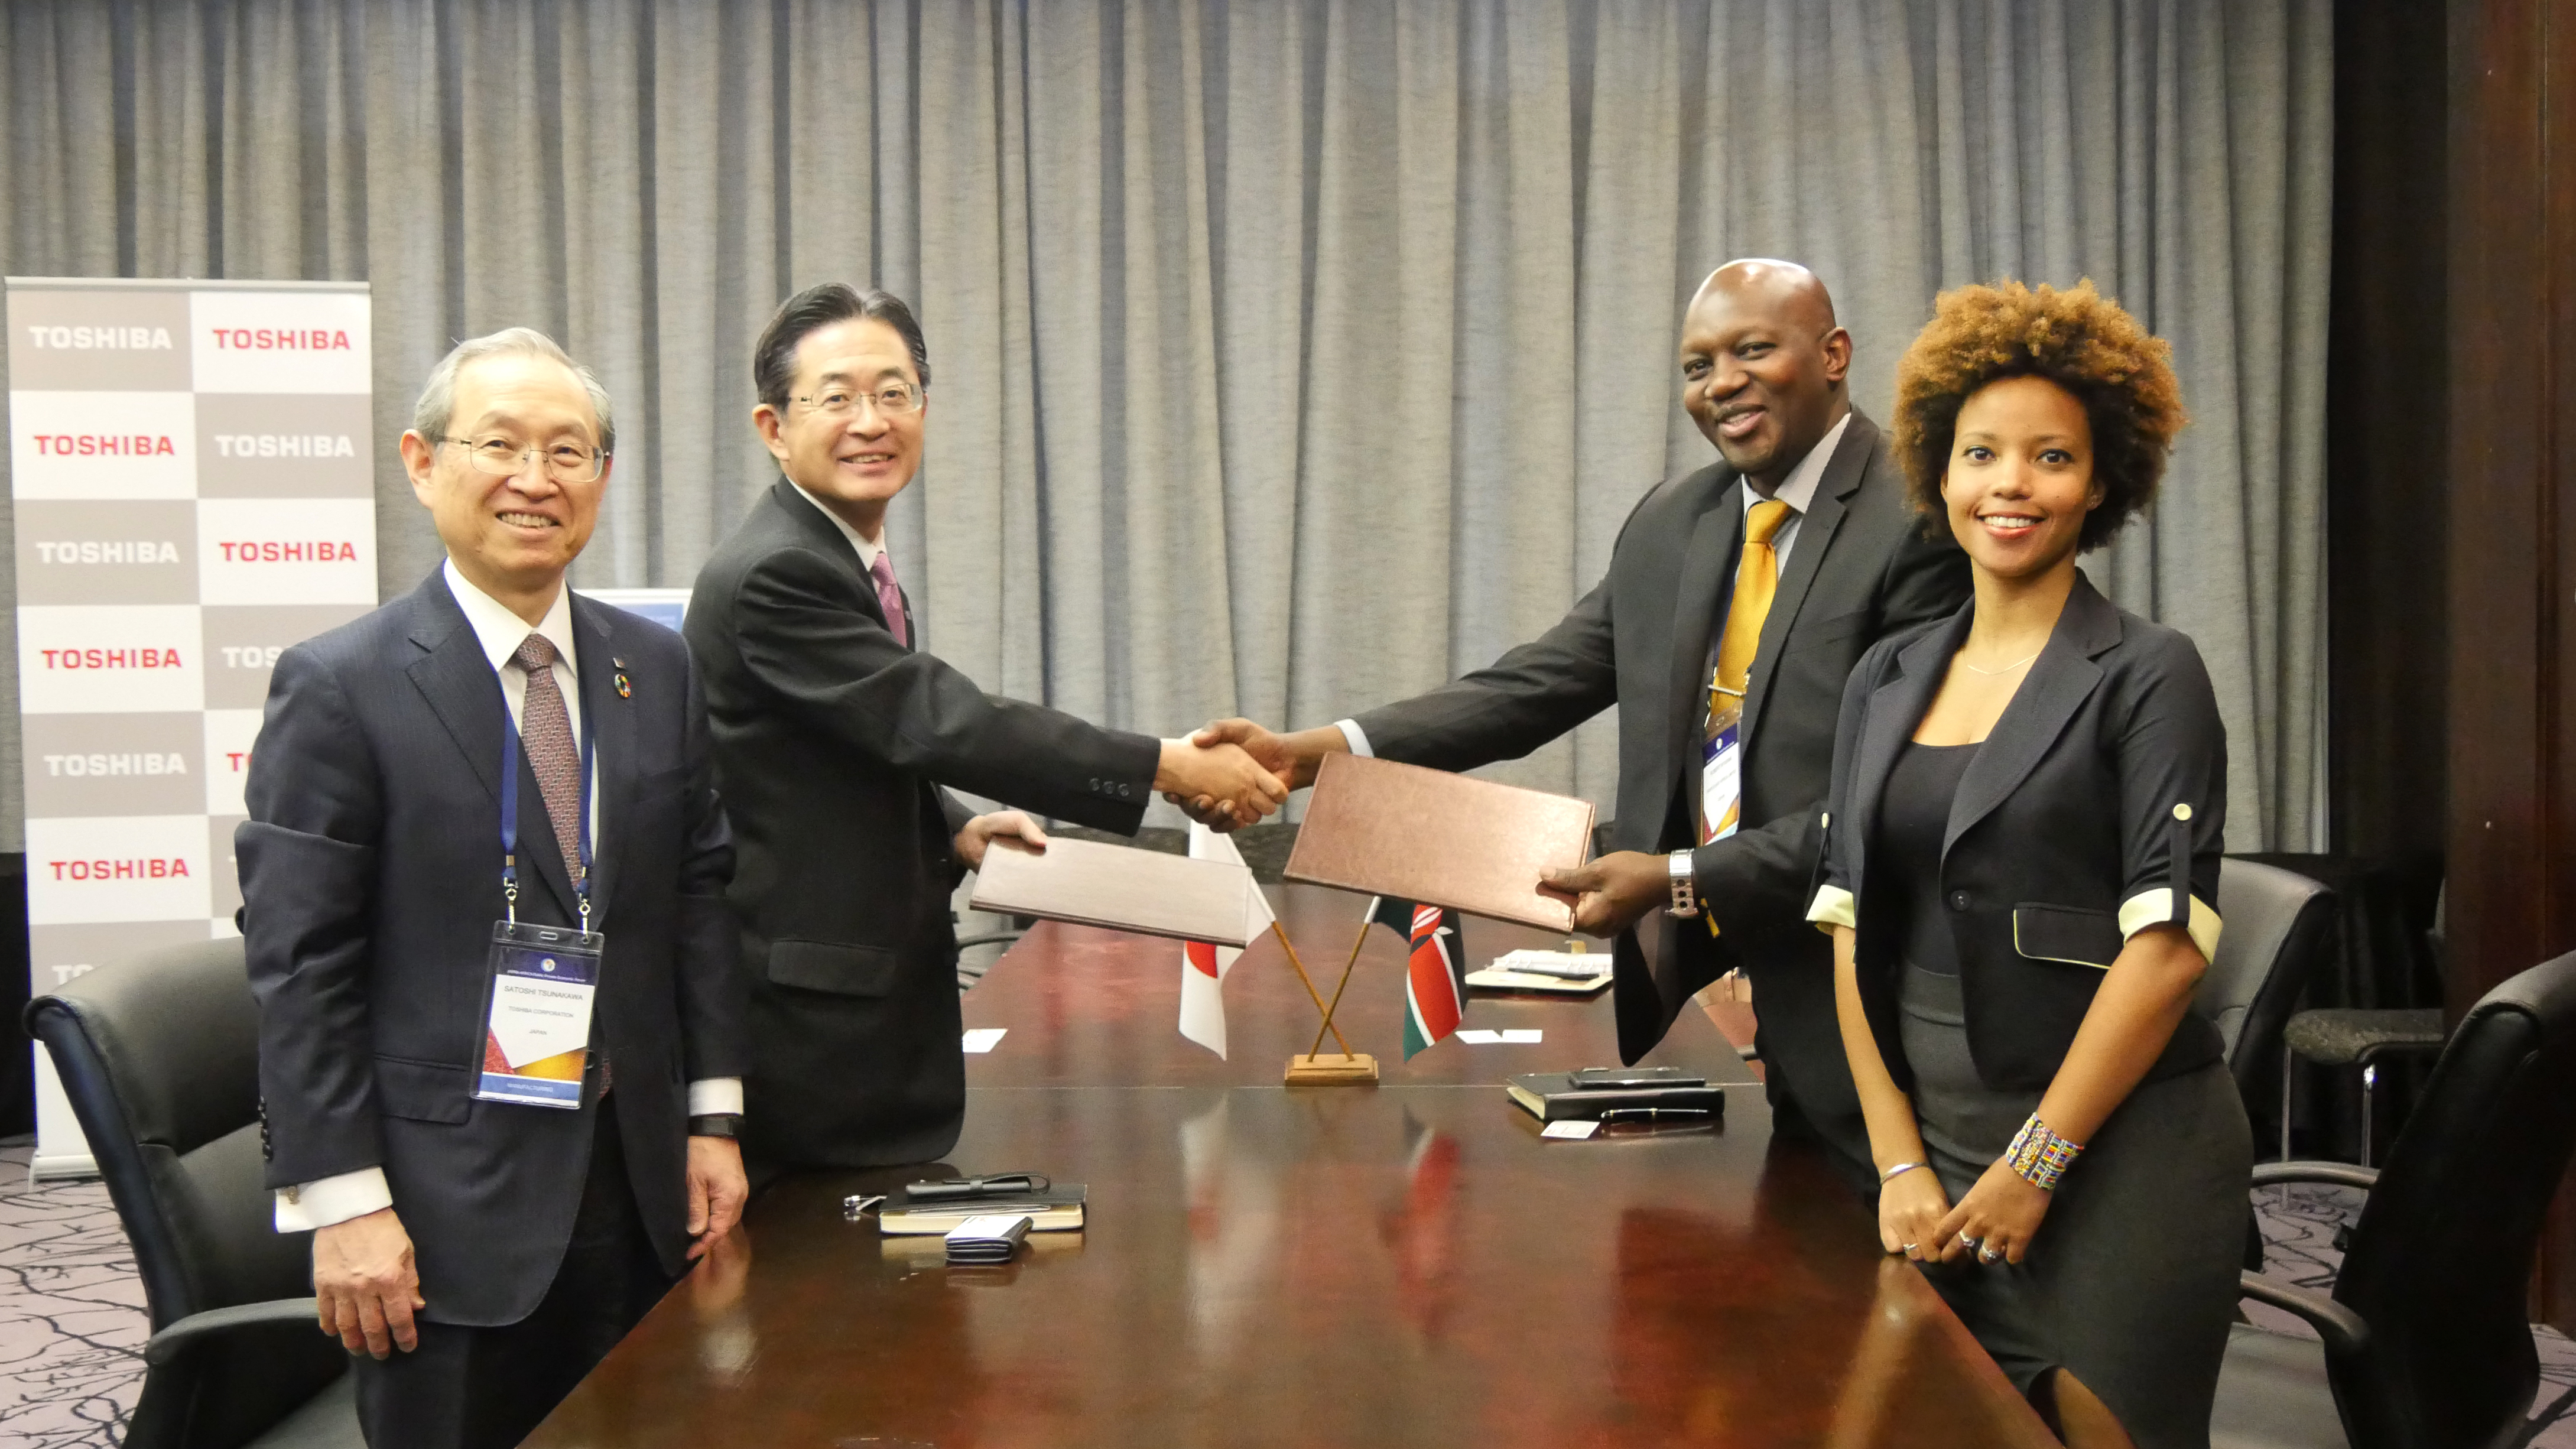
{"left": 879, "top": 1182, "right": 1088, "bottom": 1235}
{"left": 1505, "top": 1068, "right": 1726, "bottom": 1124}
{"left": 1467, "top": 948, "right": 1614, "bottom": 994}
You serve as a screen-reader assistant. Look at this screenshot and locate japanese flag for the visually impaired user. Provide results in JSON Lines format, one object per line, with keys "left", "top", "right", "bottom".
{"left": 1179, "top": 824, "right": 1274, "bottom": 1058}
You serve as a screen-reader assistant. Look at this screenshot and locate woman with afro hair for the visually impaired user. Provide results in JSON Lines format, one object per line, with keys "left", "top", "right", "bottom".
{"left": 1804, "top": 280, "right": 2250, "bottom": 1448}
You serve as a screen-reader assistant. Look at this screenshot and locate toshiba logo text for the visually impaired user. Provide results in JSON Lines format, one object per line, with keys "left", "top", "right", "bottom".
{"left": 209, "top": 327, "right": 353, "bottom": 350}
{"left": 42, "top": 647, "right": 184, "bottom": 671}
{"left": 217, "top": 540, "right": 359, "bottom": 563}
{"left": 43, "top": 753, "right": 188, "bottom": 777}
{"left": 32, "top": 434, "right": 177, "bottom": 457}
{"left": 47, "top": 857, "right": 191, "bottom": 881}
{"left": 25, "top": 326, "right": 175, "bottom": 350}
{"left": 213, "top": 433, "right": 357, "bottom": 458}
{"left": 35, "top": 541, "right": 183, "bottom": 565}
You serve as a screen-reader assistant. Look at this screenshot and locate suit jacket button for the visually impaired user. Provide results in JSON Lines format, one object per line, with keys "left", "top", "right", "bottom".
{"left": 1947, "top": 891, "right": 1970, "bottom": 912}
{"left": 1120, "top": 783, "right": 1132, "bottom": 798}
{"left": 1089, "top": 778, "right": 1100, "bottom": 791}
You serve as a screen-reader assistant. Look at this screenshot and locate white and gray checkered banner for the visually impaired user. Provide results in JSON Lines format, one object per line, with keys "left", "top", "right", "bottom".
{"left": 7, "top": 277, "right": 375, "bottom": 1177}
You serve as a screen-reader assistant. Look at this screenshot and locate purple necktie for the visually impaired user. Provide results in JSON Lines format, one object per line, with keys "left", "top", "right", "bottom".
{"left": 869, "top": 551, "right": 909, "bottom": 648}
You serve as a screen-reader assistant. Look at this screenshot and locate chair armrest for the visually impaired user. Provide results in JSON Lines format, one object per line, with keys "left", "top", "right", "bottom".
{"left": 2239, "top": 1272, "right": 2372, "bottom": 1359}
{"left": 2250, "top": 1161, "right": 2379, "bottom": 1191}
{"left": 144, "top": 1298, "right": 321, "bottom": 1367}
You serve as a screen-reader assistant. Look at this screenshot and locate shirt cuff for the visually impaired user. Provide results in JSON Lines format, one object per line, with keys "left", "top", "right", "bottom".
{"left": 1806, "top": 883, "right": 1857, "bottom": 932}
{"left": 1334, "top": 719, "right": 1374, "bottom": 758}
{"left": 2117, "top": 889, "right": 2224, "bottom": 964}
{"left": 688, "top": 1078, "right": 744, "bottom": 1117}
{"left": 275, "top": 1165, "right": 392, "bottom": 1233}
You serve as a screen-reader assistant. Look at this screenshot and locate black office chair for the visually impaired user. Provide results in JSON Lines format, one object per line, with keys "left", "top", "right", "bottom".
{"left": 2208, "top": 947, "right": 2576, "bottom": 1449}
{"left": 24, "top": 937, "right": 359, "bottom": 1449}
{"left": 2194, "top": 859, "right": 2338, "bottom": 1148}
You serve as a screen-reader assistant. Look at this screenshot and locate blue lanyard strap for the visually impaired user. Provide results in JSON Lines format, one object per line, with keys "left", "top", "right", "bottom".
{"left": 499, "top": 670, "right": 596, "bottom": 928}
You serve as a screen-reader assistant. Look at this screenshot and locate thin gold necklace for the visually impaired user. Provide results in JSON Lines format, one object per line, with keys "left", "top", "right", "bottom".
{"left": 1961, "top": 651, "right": 2041, "bottom": 677}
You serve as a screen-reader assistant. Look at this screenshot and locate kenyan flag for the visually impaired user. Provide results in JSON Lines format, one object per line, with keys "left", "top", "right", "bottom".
{"left": 1370, "top": 895, "right": 1466, "bottom": 1059}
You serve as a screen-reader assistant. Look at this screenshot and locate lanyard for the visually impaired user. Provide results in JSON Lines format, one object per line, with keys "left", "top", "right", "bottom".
{"left": 499, "top": 671, "right": 596, "bottom": 931}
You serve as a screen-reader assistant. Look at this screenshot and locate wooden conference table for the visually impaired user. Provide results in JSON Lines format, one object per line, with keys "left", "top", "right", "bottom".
{"left": 525, "top": 885, "right": 2056, "bottom": 1448}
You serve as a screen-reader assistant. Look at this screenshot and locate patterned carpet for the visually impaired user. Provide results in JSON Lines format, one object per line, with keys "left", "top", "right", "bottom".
{"left": 0, "top": 1138, "right": 147, "bottom": 1447}
{"left": 1, "top": 1135, "right": 2569, "bottom": 1447}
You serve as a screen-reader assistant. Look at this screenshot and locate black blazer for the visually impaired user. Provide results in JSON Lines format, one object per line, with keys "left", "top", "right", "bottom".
{"left": 1812, "top": 573, "right": 2229, "bottom": 1092}
{"left": 1350, "top": 410, "right": 1968, "bottom": 1077}
{"left": 239, "top": 570, "right": 741, "bottom": 1327}
{"left": 685, "top": 480, "right": 1162, "bottom": 1168}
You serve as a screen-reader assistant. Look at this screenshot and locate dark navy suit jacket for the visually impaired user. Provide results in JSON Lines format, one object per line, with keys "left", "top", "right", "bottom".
{"left": 239, "top": 568, "right": 742, "bottom": 1327}
{"left": 686, "top": 480, "right": 1159, "bottom": 1169}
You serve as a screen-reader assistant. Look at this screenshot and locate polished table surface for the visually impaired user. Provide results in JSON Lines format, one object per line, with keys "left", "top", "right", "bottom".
{"left": 526, "top": 885, "right": 2056, "bottom": 1448}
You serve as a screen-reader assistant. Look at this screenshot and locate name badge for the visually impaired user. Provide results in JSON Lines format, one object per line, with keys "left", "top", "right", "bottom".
{"left": 1700, "top": 707, "right": 1743, "bottom": 844}
{"left": 475, "top": 920, "right": 605, "bottom": 1109}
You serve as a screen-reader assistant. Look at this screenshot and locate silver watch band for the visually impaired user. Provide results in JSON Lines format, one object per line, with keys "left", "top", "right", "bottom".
{"left": 1666, "top": 849, "right": 1700, "bottom": 918}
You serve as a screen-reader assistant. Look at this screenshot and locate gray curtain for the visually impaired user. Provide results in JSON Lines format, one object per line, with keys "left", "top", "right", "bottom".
{"left": 0, "top": 0, "right": 2330, "bottom": 850}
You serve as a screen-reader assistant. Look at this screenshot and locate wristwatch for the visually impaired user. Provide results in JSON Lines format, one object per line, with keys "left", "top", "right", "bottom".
{"left": 1666, "top": 850, "right": 1700, "bottom": 918}
{"left": 687, "top": 1114, "right": 741, "bottom": 1139}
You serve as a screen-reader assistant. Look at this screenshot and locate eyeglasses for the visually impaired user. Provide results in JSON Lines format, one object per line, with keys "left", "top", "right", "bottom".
{"left": 437, "top": 436, "right": 607, "bottom": 484}
{"left": 794, "top": 382, "right": 924, "bottom": 419}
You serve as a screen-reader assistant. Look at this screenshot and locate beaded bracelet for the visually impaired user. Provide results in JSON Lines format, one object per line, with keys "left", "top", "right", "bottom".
{"left": 2005, "top": 1113, "right": 2085, "bottom": 1191}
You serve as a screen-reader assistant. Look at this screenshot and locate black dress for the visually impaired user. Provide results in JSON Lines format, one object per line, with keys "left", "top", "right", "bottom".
{"left": 1873, "top": 738, "right": 2250, "bottom": 1449}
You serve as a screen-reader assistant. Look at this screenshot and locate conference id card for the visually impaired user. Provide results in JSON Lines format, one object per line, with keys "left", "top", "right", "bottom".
{"left": 474, "top": 921, "right": 605, "bottom": 1109}
{"left": 1700, "top": 704, "right": 1744, "bottom": 844}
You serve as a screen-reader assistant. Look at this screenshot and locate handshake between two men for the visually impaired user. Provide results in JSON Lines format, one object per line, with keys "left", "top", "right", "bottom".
{"left": 1159, "top": 719, "right": 1671, "bottom": 940}
{"left": 950, "top": 729, "right": 1299, "bottom": 868}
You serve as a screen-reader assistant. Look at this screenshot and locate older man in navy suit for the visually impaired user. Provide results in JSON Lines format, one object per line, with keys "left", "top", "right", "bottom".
{"left": 240, "top": 329, "right": 745, "bottom": 1449}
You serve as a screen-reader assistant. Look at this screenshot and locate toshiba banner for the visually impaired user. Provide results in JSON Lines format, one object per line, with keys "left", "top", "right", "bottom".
{"left": 7, "top": 277, "right": 375, "bottom": 1177}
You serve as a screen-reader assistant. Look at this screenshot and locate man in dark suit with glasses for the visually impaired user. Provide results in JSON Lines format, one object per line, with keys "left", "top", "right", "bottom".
{"left": 686, "top": 283, "right": 1289, "bottom": 1172}
{"left": 242, "top": 328, "right": 746, "bottom": 1448}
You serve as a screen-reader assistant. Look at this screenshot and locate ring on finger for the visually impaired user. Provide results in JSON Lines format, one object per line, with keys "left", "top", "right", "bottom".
{"left": 1980, "top": 1244, "right": 2004, "bottom": 1264}
{"left": 1957, "top": 1232, "right": 1979, "bottom": 1251}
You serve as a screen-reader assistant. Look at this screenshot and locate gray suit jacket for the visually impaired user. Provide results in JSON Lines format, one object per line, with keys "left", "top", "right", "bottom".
{"left": 685, "top": 480, "right": 1161, "bottom": 1168}
{"left": 1351, "top": 410, "right": 1969, "bottom": 1112}
{"left": 240, "top": 570, "right": 742, "bottom": 1327}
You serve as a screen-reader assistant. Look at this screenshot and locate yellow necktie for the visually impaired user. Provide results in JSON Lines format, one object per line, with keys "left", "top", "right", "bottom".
{"left": 1697, "top": 498, "right": 1792, "bottom": 935}
{"left": 1710, "top": 499, "right": 1794, "bottom": 728}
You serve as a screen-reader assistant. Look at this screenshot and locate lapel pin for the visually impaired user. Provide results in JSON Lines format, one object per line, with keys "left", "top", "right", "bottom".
{"left": 615, "top": 672, "right": 632, "bottom": 698}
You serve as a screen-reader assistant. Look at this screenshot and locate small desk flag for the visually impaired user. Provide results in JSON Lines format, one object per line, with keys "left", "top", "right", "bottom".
{"left": 1180, "top": 824, "right": 1271, "bottom": 1058}
{"left": 1369, "top": 895, "right": 1466, "bottom": 1058}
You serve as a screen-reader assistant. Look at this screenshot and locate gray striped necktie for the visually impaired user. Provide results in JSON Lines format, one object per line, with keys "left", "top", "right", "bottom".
{"left": 510, "top": 633, "right": 584, "bottom": 894}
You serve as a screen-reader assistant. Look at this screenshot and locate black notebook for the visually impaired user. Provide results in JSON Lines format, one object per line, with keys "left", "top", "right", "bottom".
{"left": 1505, "top": 1067, "right": 1726, "bottom": 1123}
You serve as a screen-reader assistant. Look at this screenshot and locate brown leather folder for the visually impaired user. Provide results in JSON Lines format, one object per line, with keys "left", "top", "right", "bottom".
{"left": 969, "top": 837, "right": 1261, "bottom": 947}
{"left": 1282, "top": 753, "right": 1595, "bottom": 931}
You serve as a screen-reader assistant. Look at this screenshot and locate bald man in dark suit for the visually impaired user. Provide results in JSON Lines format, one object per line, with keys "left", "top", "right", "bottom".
{"left": 1190, "top": 262, "right": 1970, "bottom": 1185}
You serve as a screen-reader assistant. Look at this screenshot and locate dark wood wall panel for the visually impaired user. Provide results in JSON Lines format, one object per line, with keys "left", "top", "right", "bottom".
{"left": 2447, "top": 0, "right": 2576, "bottom": 1326}
{"left": 2329, "top": 0, "right": 2448, "bottom": 863}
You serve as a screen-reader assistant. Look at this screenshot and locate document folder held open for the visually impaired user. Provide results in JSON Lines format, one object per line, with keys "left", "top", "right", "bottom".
{"left": 1284, "top": 753, "right": 1596, "bottom": 932}
{"left": 969, "top": 837, "right": 1261, "bottom": 947}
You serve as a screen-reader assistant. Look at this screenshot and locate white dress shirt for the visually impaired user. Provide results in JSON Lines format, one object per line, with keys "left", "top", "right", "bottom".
{"left": 791, "top": 482, "right": 888, "bottom": 570}
{"left": 275, "top": 561, "right": 742, "bottom": 1233}
{"left": 1337, "top": 412, "right": 1856, "bottom": 759}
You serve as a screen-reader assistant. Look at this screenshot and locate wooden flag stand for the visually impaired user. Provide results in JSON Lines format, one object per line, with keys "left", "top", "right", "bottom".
{"left": 1282, "top": 915, "right": 1378, "bottom": 1084}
